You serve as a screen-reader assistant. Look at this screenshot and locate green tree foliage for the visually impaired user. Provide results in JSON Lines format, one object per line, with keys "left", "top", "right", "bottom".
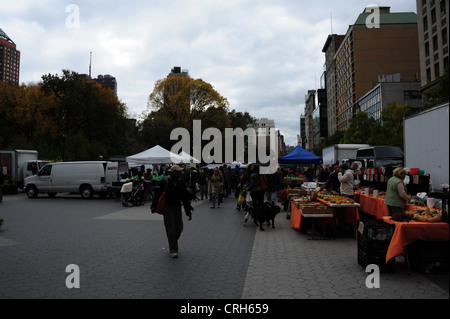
{"left": 342, "top": 112, "right": 377, "bottom": 144}
{"left": 228, "top": 110, "right": 256, "bottom": 129}
{"left": 372, "top": 102, "right": 412, "bottom": 148}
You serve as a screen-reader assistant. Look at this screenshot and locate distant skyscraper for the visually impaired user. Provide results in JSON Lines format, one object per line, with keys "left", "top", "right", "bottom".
{"left": 0, "top": 27, "right": 20, "bottom": 85}
{"left": 94, "top": 74, "right": 117, "bottom": 93}
{"left": 416, "top": 0, "right": 449, "bottom": 102}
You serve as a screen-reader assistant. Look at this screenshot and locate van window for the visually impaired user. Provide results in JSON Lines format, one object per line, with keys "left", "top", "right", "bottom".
{"left": 39, "top": 165, "right": 52, "bottom": 176}
{"left": 356, "top": 148, "right": 375, "bottom": 157}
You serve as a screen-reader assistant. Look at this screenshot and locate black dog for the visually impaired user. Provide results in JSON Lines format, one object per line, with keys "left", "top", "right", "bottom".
{"left": 244, "top": 202, "right": 280, "bottom": 231}
{"left": 258, "top": 202, "right": 281, "bottom": 230}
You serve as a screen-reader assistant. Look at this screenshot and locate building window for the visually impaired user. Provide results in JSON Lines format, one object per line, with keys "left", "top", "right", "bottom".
{"left": 441, "top": 0, "right": 447, "bottom": 15}
{"left": 431, "top": 8, "right": 437, "bottom": 24}
{"left": 442, "top": 27, "right": 448, "bottom": 46}
{"left": 434, "top": 62, "right": 440, "bottom": 78}
{"left": 427, "top": 68, "right": 432, "bottom": 82}
{"left": 423, "top": 16, "right": 428, "bottom": 32}
{"left": 425, "top": 42, "right": 430, "bottom": 57}
{"left": 433, "top": 35, "right": 439, "bottom": 52}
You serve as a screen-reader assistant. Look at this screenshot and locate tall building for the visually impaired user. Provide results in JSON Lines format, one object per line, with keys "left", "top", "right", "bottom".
{"left": 299, "top": 114, "right": 306, "bottom": 147}
{"left": 312, "top": 88, "right": 328, "bottom": 147}
{"left": 355, "top": 75, "right": 421, "bottom": 122}
{"left": 416, "top": 0, "right": 449, "bottom": 102}
{"left": 322, "top": 34, "right": 345, "bottom": 136}
{"left": 328, "top": 7, "right": 420, "bottom": 131}
{"left": 0, "top": 27, "right": 20, "bottom": 85}
{"left": 95, "top": 74, "right": 117, "bottom": 93}
{"left": 304, "top": 90, "right": 316, "bottom": 151}
{"left": 168, "top": 66, "right": 189, "bottom": 77}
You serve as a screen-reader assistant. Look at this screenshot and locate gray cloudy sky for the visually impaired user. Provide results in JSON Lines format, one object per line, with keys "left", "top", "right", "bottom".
{"left": 1, "top": 0, "right": 417, "bottom": 145}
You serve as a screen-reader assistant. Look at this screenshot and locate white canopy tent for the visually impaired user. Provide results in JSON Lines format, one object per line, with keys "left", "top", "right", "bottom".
{"left": 178, "top": 151, "right": 201, "bottom": 164}
{"left": 126, "top": 145, "right": 183, "bottom": 164}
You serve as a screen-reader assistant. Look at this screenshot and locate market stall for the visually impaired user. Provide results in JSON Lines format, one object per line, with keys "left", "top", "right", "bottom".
{"left": 356, "top": 203, "right": 448, "bottom": 273}
{"left": 357, "top": 190, "right": 388, "bottom": 218}
{"left": 288, "top": 189, "right": 361, "bottom": 239}
{"left": 383, "top": 214, "right": 449, "bottom": 263}
{"left": 278, "top": 145, "right": 323, "bottom": 165}
{"left": 316, "top": 192, "right": 361, "bottom": 238}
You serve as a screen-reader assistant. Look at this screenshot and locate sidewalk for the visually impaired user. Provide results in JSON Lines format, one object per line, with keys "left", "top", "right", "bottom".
{"left": 241, "top": 200, "right": 449, "bottom": 299}
{"left": 0, "top": 193, "right": 448, "bottom": 299}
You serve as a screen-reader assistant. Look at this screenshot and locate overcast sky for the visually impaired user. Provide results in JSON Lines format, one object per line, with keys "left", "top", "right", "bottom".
{"left": 1, "top": 0, "right": 417, "bottom": 146}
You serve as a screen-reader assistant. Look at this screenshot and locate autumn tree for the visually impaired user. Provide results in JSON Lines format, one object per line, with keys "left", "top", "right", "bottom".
{"left": 147, "top": 75, "right": 229, "bottom": 132}
{"left": 143, "top": 75, "right": 232, "bottom": 153}
{"left": 0, "top": 82, "right": 57, "bottom": 156}
{"left": 40, "top": 69, "right": 131, "bottom": 160}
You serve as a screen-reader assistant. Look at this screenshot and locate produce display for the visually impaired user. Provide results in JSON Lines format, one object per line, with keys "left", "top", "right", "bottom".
{"left": 405, "top": 207, "right": 442, "bottom": 223}
{"left": 317, "top": 192, "right": 357, "bottom": 205}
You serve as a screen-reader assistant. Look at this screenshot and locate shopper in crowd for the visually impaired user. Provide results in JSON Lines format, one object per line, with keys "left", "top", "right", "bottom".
{"left": 325, "top": 163, "right": 341, "bottom": 193}
{"left": 264, "top": 170, "right": 282, "bottom": 206}
{"left": 209, "top": 168, "right": 224, "bottom": 209}
{"left": 248, "top": 164, "right": 265, "bottom": 213}
{"left": 235, "top": 172, "right": 245, "bottom": 211}
{"left": 338, "top": 163, "right": 358, "bottom": 199}
{"left": 151, "top": 165, "right": 193, "bottom": 258}
{"left": 197, "top": 168, "right": 208, "bottom": 200}
{"left": 384, "top": 167, "right": 411, "bottom": 216}
{"left": 142, "top": 168, "right": 154, "bottom": 204}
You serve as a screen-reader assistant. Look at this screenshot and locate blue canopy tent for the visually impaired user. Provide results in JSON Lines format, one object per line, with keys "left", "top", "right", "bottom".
{"left": 278, "top": 145, "right": 323, "bottom": 164}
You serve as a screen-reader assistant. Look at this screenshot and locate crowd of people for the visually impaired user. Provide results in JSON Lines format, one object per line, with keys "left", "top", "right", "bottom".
{"left": 121, "top": 161, "right": 413, "bottom": 258}
{"left": 126, "top": 162, "right": 366, "bottom": 208}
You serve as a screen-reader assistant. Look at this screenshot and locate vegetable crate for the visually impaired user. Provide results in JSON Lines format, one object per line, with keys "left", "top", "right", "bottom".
{"left": 357, "top": 219, "right": 395, "bottom": 272}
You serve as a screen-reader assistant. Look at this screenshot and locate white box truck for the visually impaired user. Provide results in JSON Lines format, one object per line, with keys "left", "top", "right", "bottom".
{"left": 404, "top": 103, "right": 449, "bottom": 193}
{"left": 322, "top": 144, "right": 370, "bottom": 167}
{"left": 24, "top": 161, "right": 119, "bottom": 199}
{"left": 0, "top": 149, "right": 50, "bottom": 192}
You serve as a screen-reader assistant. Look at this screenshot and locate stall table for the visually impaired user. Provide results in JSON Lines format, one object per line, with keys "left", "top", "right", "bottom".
{"left": 290, "top": 201, "right": 335, "bottom": 239}
{"left": 383, "top": 216, "right": 449, "bottom": 273}
{"left": 358, "top": 193, "right": 388, "bottom": 218}
{"left": 317, "top": 198, "right": 360, "bottom": 238}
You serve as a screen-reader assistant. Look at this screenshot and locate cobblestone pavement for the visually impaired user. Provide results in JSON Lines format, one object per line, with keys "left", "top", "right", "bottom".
{"left": 0, "top": 192, "right": 448, "bottom": 300}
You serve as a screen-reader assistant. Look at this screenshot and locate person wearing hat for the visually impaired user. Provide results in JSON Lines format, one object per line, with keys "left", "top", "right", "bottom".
{"left": 151, "top": 165, "right": 194, "bottom": 258}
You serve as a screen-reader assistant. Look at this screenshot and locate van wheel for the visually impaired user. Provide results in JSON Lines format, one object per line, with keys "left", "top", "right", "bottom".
{"left": 26, "top": 185, "right": 38, "bottom": 198}
{"left": 80, "top": 185, "right": 94, "bottom": 199}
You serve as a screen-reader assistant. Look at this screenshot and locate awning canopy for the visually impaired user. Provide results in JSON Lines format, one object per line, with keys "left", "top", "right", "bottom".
{"left": 278, "top": 145, "right": 323, "bottom": 164}
{"left": 126, "top": 145, "right": 183, "bottom": 164}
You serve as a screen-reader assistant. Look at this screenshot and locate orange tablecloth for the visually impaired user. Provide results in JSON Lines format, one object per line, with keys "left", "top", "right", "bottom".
{"left": 383, "top": 216, "right": 449, "bottom": 262}
{"left": 358, "top": 193, "right": 388, "bottom": 218}
{"left": 291, "top": 203, "right": 303, "bottom": 230}
{"left": 291, "top": 200, "right": 358, "bottom": 230}
{"left": 358, "top": 193, "right": 425, "bottom": 218}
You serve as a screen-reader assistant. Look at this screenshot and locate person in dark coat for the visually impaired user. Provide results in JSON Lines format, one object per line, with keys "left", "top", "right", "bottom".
{"left": 325, "top": 163, "right": 341, "bottom": 193}
{"left": 151, "top": 165, "right": 194, "bottom": 258}
{"left": 263, "top": 171, "right": 282, "bottom": 205}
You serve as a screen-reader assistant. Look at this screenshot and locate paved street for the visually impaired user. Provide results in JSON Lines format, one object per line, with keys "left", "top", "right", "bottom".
{"left": 0, "top": 192, "right": 448, "bottom": 300}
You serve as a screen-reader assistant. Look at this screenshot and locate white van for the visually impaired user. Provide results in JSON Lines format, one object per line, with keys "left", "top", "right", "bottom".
{"left": 24, "top": 161, "right": 119, "bottom": 199}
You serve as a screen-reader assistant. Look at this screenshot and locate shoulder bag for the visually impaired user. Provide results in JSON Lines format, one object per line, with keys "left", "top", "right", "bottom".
{"left": 154, "top": 180, "right": 168, "bottom": 215}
